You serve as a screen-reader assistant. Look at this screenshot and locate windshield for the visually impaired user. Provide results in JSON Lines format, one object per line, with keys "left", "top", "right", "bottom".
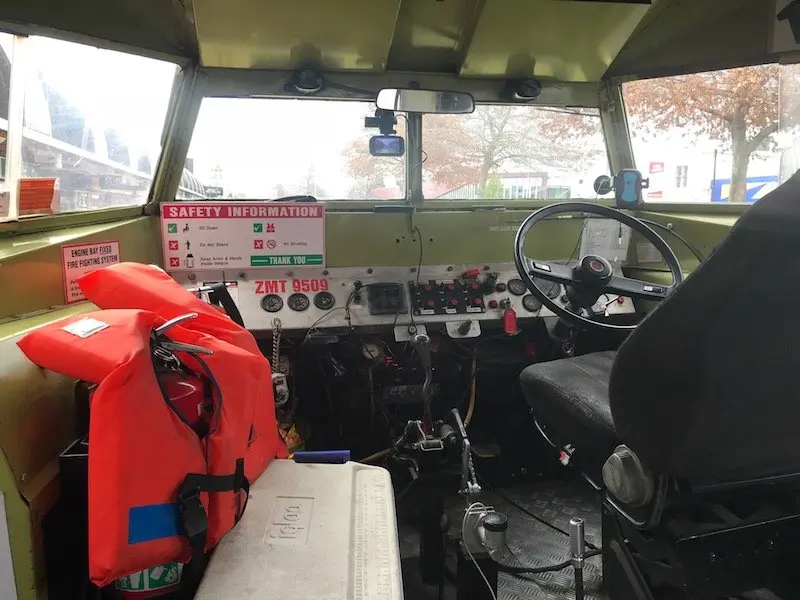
{"left": 421, "top": 106, "right": 608, "bottom": 200}
{"left": 188, "top": 98, "right": 405, "bottom": 200}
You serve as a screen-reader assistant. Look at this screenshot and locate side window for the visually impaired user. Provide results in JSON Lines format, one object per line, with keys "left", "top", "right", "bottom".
{"left": 622, "top": 64, "right": 800, "bottom": 203}
{"left": 0, "top": 33, "right": 13, "bottom": 219}
{"left": 0, "top": 35, "right": 177, "bottom": 218}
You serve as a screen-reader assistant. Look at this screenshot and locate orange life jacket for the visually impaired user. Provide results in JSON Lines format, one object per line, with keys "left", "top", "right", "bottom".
{"left": 78, "top": 261, "right": 287, "bottom": 480}
{"left": 17, "top": 309, "right": 283, "bottom": 586}
{"left": 78, "top": 262, "right": 258, "bottom": 355}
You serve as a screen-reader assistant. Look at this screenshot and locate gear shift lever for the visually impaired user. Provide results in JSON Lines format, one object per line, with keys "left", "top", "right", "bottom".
{"left": 411, "top": 332, "right": 434, "bottom": 426}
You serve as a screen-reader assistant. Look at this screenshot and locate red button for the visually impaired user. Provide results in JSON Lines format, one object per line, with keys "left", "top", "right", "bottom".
{"left": 447, "top": 283, "right": 454, "bottom": 290}
{"left": 617, "top": 297, "right": 626, "bottom": 304}
{"left": 474, "top": 298, "right": 482, "bottom": 305}
{"left": 471, "top": 283, "right": 479, "bottom": 290}
{"left": 427, "top": 300, "right": 434, "bottom": 307}
{"left": 450, "top": 299, "right": 458, "bottom": 306}
{"left": 423, "top": 284, "right": 431, "bottom": 291}
{"left": 488, "top": 300, "right": 498, "bottom": 309}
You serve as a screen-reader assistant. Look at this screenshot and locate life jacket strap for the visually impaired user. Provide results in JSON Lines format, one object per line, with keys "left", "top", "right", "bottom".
{"left": 177, "top": 458, "right": 249, "bottom": 595}
{"left": 207, "top": 283, "right": 246, "bottom": 327}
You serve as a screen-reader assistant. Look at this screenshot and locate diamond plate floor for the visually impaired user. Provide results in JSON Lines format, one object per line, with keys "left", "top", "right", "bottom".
{"left": 398, "top": 479, "right": 784, "bottom": 600}
{"left": 399, "top": 479, "right": 605, "bottom": 600}
{"left": 485, "top": 480, "right": 603, "bottom": 600}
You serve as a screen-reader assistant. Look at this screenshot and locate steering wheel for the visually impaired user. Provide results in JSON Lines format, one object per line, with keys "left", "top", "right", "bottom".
{"left": 513, "top": 202, "right": 684, "bottom": 332}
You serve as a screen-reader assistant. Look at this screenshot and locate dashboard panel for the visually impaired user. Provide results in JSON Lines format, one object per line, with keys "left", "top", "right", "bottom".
{"left": 177, "top": 262, "right": 635, "bottom": 337}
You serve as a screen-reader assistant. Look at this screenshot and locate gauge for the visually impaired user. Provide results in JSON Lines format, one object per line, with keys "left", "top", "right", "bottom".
{"left": 522, "top": 294, "right": 542, "bottom": 313}
{"left": 507, "top": 278, "right": 527, "bottom": 296}
{"left": 287, "top": 293, "right": 310, "bottom": 312}
{"left": 534, "top": 277, "right": 561, "bottom": 299}
{"left": 260, "top": 294, "right": 283, "bottom": 313}
{"left": 313, "top": 291, "right": 335, "bottom": 310}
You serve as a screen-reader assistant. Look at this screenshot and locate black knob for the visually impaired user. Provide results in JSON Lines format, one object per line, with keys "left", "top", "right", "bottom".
{"left": 483, "top": 512, "right": 508, "bottom": 532}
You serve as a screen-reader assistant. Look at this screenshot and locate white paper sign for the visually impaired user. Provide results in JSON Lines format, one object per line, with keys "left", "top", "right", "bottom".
{"left": 61, "top": 241, "right": 121, "bottom": 303}
{"left": 160, "top": 202, "right": 325, "bottom": 271}
{"left": 579, "top": 219, "right": 631, "bottom": 273}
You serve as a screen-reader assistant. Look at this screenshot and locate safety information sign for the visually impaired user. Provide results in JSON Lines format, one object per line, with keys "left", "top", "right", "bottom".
{"left": 160, "top": 202, "right": 325, "bottom": 271}
{"left": 61, "top": 241, "right": 121, "bottom": 303}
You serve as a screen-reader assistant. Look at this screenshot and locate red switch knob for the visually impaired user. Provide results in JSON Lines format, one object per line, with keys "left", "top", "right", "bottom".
{"left": 473, "top": 297, "right": 482, "bottom": 305}
{"left": 503, "top": 307, "right": 519, "bottom": 336}
{"left": 427, "top": 299, "right": 434, "bottom": 307}
{"left": 488, "top": 300, "right": 498, "bottom": 309}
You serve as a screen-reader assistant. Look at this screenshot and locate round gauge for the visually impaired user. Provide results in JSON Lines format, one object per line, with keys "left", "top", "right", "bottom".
{"left": 287, "top": 293, "right": 310, "bottom": 312}
{"left": 260, "top": 294, "right": 283, "bottom": 313}
{"left": 507, "top": 278, "right": 527, "bottom": 296}
{"left": 313, "top": 291, "right": 335, "bottom": 310}
{"left": 522, "top": 294, "right": 542, "bottom": 313}
{"left": 533, "top": 277, "right": 561, "bottom": 299}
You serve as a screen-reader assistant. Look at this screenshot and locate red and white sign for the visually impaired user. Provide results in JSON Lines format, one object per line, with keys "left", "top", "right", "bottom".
{"left": 649, "top": 162, "right": 665, "bottom": 174}
{"left": 61, "top": 241, "right": 120, "bottom": 303}
{"left": 161, "top": 202, "right": 325, "bottom": 271}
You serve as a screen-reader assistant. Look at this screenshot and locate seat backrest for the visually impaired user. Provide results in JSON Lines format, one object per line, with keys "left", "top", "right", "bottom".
{"left": 609, "top": 172, "right": 800, "bottom": 486}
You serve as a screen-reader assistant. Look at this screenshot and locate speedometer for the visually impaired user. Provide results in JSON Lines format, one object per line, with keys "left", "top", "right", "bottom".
{"left": 260, "top": 294, "right": 283, "bottom": 313}
{"left": 287, "top": 293, "right": 310, "bottom": 312}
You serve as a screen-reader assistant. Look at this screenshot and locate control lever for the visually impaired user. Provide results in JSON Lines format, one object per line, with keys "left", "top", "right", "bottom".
{"left": 451, "top": 408, "right": 481, "bottom": 498}
{"left": 570, "top": 518, "right": 586, "bottom": 600}
{"left": 411, "top": 333, "right": 434, "bottom": 426}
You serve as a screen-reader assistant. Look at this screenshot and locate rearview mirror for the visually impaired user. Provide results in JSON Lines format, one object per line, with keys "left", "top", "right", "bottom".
{"left": 376, "top": 88, "right": 475, "bottom": 114}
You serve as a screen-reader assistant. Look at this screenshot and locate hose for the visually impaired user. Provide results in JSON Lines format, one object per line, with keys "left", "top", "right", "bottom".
{"left": 497, "top": 548, "right": 601, "bottom": 575}
{"left": 359, "top": 448, "right": 391, "bottom": 463}
{"left": 464, "top": 356, "right": 477, "bottom": 427}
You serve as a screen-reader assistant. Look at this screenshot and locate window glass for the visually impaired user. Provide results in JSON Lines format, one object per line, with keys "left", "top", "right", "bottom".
{"left": 188, "top": 98, "right": 405, "bottom": 200}
{"left": 0, "top": 33, "right": 13, "bottom": 219}
{"left": 421, "top": 105, "right": 608, "bottom": 200}
{"left": 623, "top": 64, "right": 800, "bottom": 203}
{"left": 20, "top": 36, "right": 176, "bottom": 215}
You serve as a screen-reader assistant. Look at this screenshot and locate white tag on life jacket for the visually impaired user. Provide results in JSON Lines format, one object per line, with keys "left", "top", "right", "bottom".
{"left": 62, "top": 317, "right": 110, "bottom": 338}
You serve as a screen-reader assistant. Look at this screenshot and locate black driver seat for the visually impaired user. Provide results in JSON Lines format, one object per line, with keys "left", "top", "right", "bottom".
{"left": 520, "top": 351, "right": 618, "bottom": 474}
{"left": 520, "top": 170, "right": 800, "bottom": 488}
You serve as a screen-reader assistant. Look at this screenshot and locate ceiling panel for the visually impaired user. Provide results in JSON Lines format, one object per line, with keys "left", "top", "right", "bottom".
{"left": 460, "top": 0, "right": 651, "bottom": 80}
{"left": 386, "top": 0, "right": 485, "bottom": 74}
{"left": 193, "top": 0, "right": 402, "bottom": 70}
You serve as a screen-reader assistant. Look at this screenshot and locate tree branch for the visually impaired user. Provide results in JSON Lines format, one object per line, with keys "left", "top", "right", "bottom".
{"left": 746, "top": 121, "right": 779, "bottom": 154}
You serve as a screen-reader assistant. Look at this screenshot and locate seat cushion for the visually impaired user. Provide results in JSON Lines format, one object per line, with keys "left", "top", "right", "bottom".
{"left": 520, "top": 351, "right": 619, "bottom": 472}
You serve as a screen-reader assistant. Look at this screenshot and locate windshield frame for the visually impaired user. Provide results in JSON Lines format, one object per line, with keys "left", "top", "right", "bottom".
{"left": 151, "top": 67, "right": 604, "bottom": 207}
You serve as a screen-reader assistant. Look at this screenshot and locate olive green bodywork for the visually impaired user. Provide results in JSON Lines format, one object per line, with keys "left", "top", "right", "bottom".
{"left": 0, "top": 201, "right": 745, "bottom": 599}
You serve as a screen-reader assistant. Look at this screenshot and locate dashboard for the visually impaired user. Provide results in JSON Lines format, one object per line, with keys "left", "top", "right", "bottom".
{"left": 176, "top": 262, "right": 635, "bottom": 339}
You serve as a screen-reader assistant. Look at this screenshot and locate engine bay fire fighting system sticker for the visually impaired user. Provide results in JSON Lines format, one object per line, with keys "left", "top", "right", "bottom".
{"left": 61, "top": 241, "right": 121, "bottom": 303}
{"left": 160, "top": 202, "right": 325, "bottom": 271}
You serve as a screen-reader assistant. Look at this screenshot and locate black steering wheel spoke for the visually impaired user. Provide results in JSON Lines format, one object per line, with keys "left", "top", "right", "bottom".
{"left": 605, "top": 276, "right": 671, "bottom": 301}
{"left": 513, "top": 201, "right": 684, "bottom": 332}
{"left": 525, "top": 258, "right": 578, "bottom": 286}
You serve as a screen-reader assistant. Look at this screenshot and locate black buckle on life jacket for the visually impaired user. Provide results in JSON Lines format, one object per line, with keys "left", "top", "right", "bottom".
{"left": 177, "top": 484, "right": 208, "bottom": 541}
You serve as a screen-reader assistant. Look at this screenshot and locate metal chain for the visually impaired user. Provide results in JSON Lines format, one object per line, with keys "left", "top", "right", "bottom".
{"left": 272, "top": 318, "right": 282, "bottom": 370}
